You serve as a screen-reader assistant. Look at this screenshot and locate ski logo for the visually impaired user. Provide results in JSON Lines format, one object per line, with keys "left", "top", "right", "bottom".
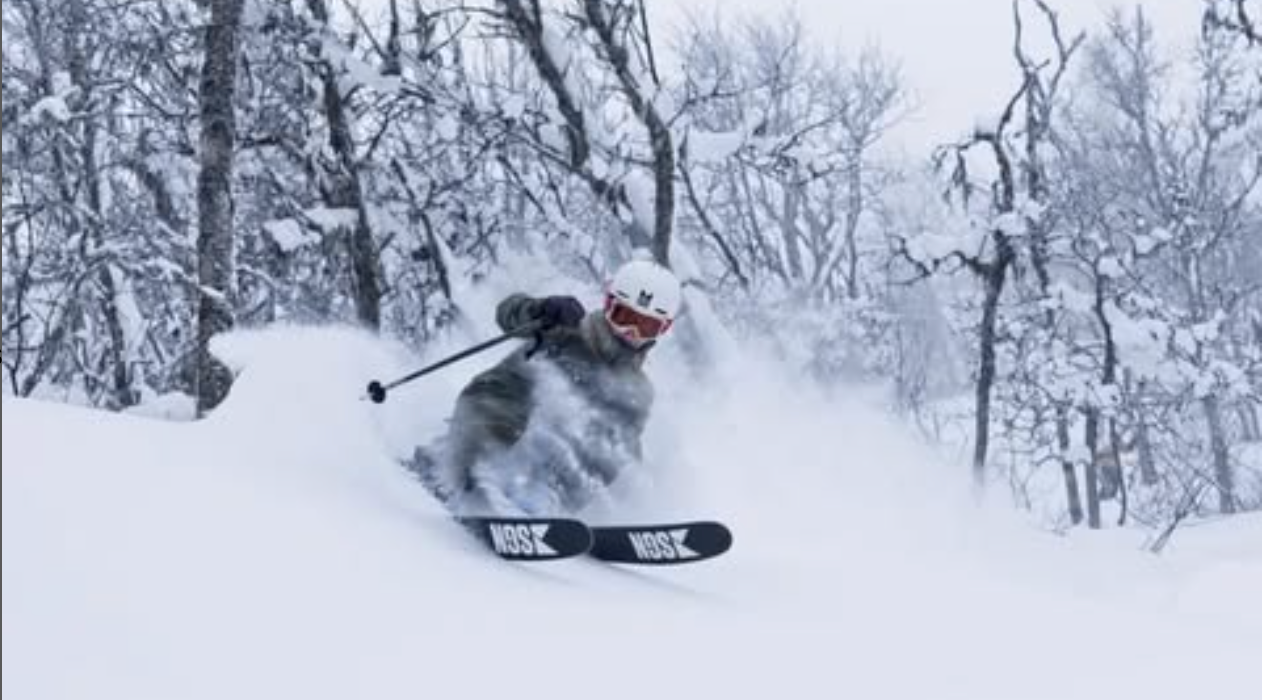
{"left": 626, "top": 528, "right": 698, "bottom": 561}
{"left": 487, "top": 523, "right": 557, "bottom": 557}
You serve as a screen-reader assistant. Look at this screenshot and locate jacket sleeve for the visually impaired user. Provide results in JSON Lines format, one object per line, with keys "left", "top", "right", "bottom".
{"left": 445, "top": 358, "right": 534, "bottom": 481}
{"left": 495, "top": 294, "right": 542, "bottom": 333}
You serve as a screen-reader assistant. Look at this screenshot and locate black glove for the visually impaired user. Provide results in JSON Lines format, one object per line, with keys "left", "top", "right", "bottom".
{"left": 535, "top": 296, "right": 586, "bottom": 330}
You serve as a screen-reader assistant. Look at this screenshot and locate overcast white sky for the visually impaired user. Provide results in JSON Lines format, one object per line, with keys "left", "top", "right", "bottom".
{"left": 653, "top": 0, "right": 1205, "bottom": 154}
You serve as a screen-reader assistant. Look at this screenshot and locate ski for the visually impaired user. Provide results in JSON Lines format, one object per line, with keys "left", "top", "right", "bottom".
{"left": 588, "top": 521, "right": 733, "bottom": 565}
{"left": 456, "top": 516, "right": 593, "bottom": 561}
{"left": 453, "top": 516, "right": 734, "bottom": 564}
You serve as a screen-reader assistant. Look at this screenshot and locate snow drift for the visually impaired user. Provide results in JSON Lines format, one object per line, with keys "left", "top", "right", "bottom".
{"left": 4, "top": 325, "right": 1260, "bottom": 700}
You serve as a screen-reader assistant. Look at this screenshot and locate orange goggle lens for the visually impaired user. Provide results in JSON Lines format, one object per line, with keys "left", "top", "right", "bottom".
{"left": 605, "top": 298, "right": 669, "bottom": 340}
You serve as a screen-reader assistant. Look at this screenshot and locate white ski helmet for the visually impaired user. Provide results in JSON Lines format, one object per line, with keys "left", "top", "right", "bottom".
{"left": 603, "top": 259, "right": 683, "bottom": 347}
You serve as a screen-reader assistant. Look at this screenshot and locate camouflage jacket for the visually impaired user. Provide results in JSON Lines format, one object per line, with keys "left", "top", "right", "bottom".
{"left": 441, "top": 294, "right": 654, "bottom": 514}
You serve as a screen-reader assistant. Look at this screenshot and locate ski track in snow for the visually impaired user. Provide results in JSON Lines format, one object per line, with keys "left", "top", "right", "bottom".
{"left": 4, "top": 326, "right": 1260, "bottom": 700}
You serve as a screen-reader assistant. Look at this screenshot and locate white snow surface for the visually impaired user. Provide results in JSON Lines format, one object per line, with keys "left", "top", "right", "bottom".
{"left": 22, "top": 95, "right": 72, "bottom": 125}
{"left": 263, "top": 219, "right": 316, "bottom": 253}
{"left": 4, "top": 324, "right": 1260, "bottom": 700}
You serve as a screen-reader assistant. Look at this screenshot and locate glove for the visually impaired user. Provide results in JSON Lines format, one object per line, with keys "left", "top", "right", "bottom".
{"left": 535, "top": 296, "right": 586, "bottom": 330}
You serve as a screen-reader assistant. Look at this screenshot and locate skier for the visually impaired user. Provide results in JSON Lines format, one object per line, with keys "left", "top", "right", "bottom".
{"left": 410, "top": 259, "right": 683, "bottom": 518}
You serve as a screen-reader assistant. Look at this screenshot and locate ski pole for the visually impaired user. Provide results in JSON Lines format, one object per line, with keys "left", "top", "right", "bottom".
{"left": 365, "top": 321, "right": 543, "bottom": 404}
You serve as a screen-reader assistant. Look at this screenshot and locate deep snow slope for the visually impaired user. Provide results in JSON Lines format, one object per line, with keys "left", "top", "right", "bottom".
{"left": 4, "top": 326, "right": 1260, "bottom": 700}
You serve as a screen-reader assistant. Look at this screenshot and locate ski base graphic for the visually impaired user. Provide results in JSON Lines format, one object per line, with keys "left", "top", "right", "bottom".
{"left": 589, "top": 522, "right": 733, "bottom": 565}
{"left": 457, "top": 516, "right": 593, "bottom": 561}
{"left": 456, "top": 516, "right": 733, "bottom": 564}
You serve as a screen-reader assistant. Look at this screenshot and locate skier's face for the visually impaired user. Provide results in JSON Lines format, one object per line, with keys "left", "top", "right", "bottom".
{"left": 604, "top": 296, "right": 672, "bottom": 347}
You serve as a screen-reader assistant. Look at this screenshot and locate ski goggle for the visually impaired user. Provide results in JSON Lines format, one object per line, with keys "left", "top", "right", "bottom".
{"left": 604, "top": 295, "right": 672, "bottom": 343}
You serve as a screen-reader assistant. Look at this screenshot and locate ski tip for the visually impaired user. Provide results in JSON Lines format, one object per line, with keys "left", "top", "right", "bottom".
{"left": 589, "top": 520, "right": 733, "bottom": 565}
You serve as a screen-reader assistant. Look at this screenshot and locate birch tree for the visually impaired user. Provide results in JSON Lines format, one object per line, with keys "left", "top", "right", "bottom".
{"left": 195, "top": 0, "right": 245, "bottom": 413}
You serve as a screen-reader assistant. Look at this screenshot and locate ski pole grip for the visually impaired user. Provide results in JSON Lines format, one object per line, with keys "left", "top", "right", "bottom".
{"left": 524, "top": 330, "right": 545, "bottom": 359}
{"left": 519, "top": 319, "right": 548, "bottom": 360}
{"left": 366, "top": 380, "right": 388, "bottom": 404}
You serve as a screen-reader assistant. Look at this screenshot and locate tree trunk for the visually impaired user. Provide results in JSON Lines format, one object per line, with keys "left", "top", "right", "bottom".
{"left": 1057, "top": 406, "right": 1084, "bottom": 525}
{"left": 1092, "top": 271, "right": 1120, "bottom": 503}
{"left": 1083, "top": 408, "right": 1103, "bottom": 529}
{"left": 843, "top": 155, "right": 863, "bottom": 300}
{"left": 1130, "top": 375, "right": 1160, "bottom": 485}
{"left": 781, "top": 188, "right": 805, "bottom": 280}
{"left": 647, "top": 111, "right": 675, "bottom": 266}
{"left": 1110, "top": 419, "right": 1128, "bottom": 526}
{"left": 1203, "top": 395, "right": 1236, "bottom": 514}
{"left": 194, "top": 0, "right": 245, "bottom": 414}
{"left": 972, "top": 261, "right": 1009, "bottom": 486}
{"left": 307, "top": 0, "right": 382, "bottom": 329}
{"left": 1136, "top": 417, "right": 1159, "bottom": 484}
